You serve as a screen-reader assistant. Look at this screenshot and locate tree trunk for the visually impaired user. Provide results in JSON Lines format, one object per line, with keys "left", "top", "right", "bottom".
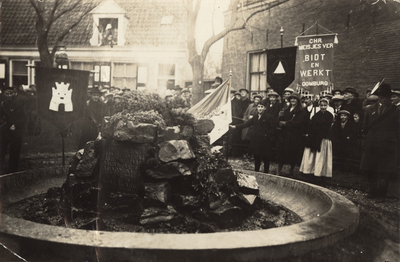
{"left": 190, "top": 55, "right": 205, "bottom": 105}
{"left": 35, "top": 17, "right": 54, "bottom": 68}
{"left": 37, "top": 33, "right": 54, "bottom": 68}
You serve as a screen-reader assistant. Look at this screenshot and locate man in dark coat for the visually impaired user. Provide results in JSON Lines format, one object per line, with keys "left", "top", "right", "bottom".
{"left": 276, "top": 92, "right": 309, "bottom": 177}
{"left": 360, "top": 83, "right": 400, "bottom": 198}
{"left": 78, "top": 87, "right": 110, "bottom": 149}
{"left": 0, "top": 86, "right": 28, "bottom": 174}
{"left": 230, "top": 99, "right": 277, "bottom": 173}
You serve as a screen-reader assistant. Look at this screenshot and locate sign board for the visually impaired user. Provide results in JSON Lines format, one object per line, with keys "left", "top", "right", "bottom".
{"left": 297, "top": 34, "right": 336, "bottom": 94}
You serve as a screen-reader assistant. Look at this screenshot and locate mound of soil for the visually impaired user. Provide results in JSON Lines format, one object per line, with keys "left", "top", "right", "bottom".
{"left": 3, "top": 192, "right": 302, "bottom": 234}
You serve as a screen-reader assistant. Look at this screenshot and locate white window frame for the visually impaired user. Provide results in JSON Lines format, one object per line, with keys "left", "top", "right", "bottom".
{"left": 157, "top": 63, "right": 176, "bottom": 92}
{"left": 9, "top": 59, "right": 31, "bottom": 87}
{"left": 90, "top": 14, "right": 126, "bottom": 46}
{"left": 246, "top": 50, "right": 268, "bottom": 92}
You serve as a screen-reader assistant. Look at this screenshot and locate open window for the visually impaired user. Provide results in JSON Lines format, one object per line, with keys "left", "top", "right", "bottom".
{"left": 89, "top": 0, "right": 127, "bottom": 47}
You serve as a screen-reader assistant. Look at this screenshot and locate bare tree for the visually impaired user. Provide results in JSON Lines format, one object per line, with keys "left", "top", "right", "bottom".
{"left": 185, "top": 0, "right": 290, "bottom": 103}
{"left": 29, "top": 0, "right": 97, "bottom": 68}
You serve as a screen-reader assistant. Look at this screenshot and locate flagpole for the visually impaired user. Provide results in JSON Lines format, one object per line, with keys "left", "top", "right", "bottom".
{"left": 224, "top": 70, "right": 233, "bottom": 161}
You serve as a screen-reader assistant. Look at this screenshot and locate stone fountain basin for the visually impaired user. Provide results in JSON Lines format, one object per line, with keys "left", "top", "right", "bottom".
{"left": 0, "top": 167, "right": 359, "bottom": 261}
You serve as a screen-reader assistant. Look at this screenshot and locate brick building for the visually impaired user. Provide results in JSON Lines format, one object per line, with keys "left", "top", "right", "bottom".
{"left": 222, "top": 0, "right": 400, "bottom": 97}
{"left": 0, "top": 0, "right": 192, "bottom": 96}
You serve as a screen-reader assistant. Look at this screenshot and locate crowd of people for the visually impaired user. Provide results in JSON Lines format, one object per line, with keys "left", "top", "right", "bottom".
{"left": 229, "top": 84, "right": 400, "bottom": 198}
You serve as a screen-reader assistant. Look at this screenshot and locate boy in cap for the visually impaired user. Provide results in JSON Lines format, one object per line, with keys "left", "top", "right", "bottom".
{"left": 230, "top": 99, "right": 277, "bottom": 173}
{"left": 360, "top": 83, "right": 400, "bottom": 198}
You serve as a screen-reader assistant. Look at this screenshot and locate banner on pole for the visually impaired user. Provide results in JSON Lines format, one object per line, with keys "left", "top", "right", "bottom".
{"left": 267, "top": 47, "right": 297, "bottom": 96}
{"left": 296, "top": 34, "right": 336, "bottom": 94}
{"left": 36, "top": 67, "right": 90, "bottom": 132}
{"left": 188, "top": 78, "right": 231, "bottom": 144}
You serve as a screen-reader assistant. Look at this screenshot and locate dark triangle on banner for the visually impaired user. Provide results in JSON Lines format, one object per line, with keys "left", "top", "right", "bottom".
{"left": 35, "top": 67, "right": 90, "bottom": 132}
{"left": 267, "top": 47, "right": 297, "bottom": 96}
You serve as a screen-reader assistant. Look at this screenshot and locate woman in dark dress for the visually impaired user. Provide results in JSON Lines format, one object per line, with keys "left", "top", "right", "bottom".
{"left": 276, "top": 92, "right": 309, "bottom": 177}
{"left": 230, "top": 100, "right": 277, "bottom": 173}
{"left": 329, "top": 109, "right": 358, "bottom": 172}
{"left": 300, "top": 98, "right": 334, "bottom": 182}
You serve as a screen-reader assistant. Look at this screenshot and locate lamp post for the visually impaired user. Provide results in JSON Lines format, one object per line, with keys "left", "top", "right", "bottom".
{"left": 280, "top": 27, "right": 284, "bottom": 48}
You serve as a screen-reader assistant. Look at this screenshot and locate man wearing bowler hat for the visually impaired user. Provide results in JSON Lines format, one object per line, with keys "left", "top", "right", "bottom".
{"left": 360, "top": 83, "right": 400, "bottom": 198}
{"left": 78, "top": 86, "right": 110, "bottom": 149}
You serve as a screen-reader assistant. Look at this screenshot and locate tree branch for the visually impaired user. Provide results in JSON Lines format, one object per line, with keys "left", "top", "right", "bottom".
{"left": 50, "top": 8, "right": 92, "bottom": 57}
{"left": 200, "top": 0, "right": 290, "bottom": 59}
{"left": 28, "top": 0, "right": 44, "bottom": 21}
{"left": 53, "top": 0, "right": 81, "bottom": 23}
{"left": 46, "top": 0, "right": 61, "bottom": 29}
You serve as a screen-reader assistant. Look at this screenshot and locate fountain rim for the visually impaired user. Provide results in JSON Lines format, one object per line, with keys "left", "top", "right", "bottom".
{"left": 0, "top": 168, "right": 359, "bottom": 252}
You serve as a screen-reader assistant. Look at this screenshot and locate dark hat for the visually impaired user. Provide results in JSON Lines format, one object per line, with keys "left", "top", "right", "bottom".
{"left": 234, "top": 91, "right": 241, "bottom": 96}
{"left": 181, "top": 89, "right": 190, "bottom": 93}
{"left": 122, "top": 88, "right": 130, "bottom": 92}
{"left": 332, "top": 95, "right": 344, "bottom": 101}
{"left": 267, "top": 91, "right": 279, "bottom": 97}
{"left": 253, "top": 95, "right": 262, "bottom": 100}
{"left": 332, "top": 89, "right": 342, "bottom": 95}
{"left": 343, "top": 87, "right": 359, "bottom": 96}
{"left": 90, "top": 86, "right": 102, "bottom": 94}
{"left": 239, "top": 88, "right": 249, "bottom": 93}
{"left": 259, "top": 99, "right": 268, "bottom": 106}
{"left": 1, "top": 86, "right": 14, "bottom": 92}
{"left": 165, "top": 95, "right": 173, "bottom": 99}
{"left": 174, "top": 85, "right": 182, "bottom": 91}
{"left": 337, "top": 110, "right": 350, "bottom": 115}
{"left": 287, "top": 92, "right": 301, "bottom": 101}
{"left": 375, "top": 83, "right": 392, "bottom": 97}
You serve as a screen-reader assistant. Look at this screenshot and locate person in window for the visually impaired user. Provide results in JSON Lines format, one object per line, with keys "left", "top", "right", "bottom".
{"left": 230, "top": 99, "right": 277, "bottom": 173}
{"left": 276, "top": 92, "right": 309, "bottom": 177}
{"left": 0, "top": 86, "right": 28, "bottom": 174}
{"left": 78, "top": 87, "right": 110, "bottom": 149}
{"left": 300, "top": 98, "right": 334, "bottom": 185}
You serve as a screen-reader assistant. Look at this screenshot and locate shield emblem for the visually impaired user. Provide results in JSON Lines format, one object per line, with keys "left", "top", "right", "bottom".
{"left": 267, "top": 47, "right": 297, "bottom": 96}
{"left": 36, "top": 67, "right": 89, "bottom": 132}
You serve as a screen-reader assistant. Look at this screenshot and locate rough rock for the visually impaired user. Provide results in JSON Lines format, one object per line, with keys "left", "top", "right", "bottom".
{"left": 191, "top": 135, "right": 211, "bottom": 149}
{"left": 211, "top": 204, "right": 244, "bottom": 229}
{"left": 180, "top": 125, "right": 194, "bottom": 140}
{"left": 193, "top": 119, "right": 215, "bottom": 135}
{"left": 236, "top": 171, "right": 259, "bottom": 195}
{"left": 145, "top": 181, "right": 171, "bottom": 205}
{"left": 74, "top": 142, "right": 98, "bottom": 178}
{"left": 209, "top": 168, "right": 237, "bottom": 187}
{"left": 139, "top": 206, "right": 178, "bottom": 225}
{"left": 145, "top": 162, "right": 191, "bottom": 180}
{"left": 113, "top": 120, "right": 157, "bottom": 143}
{"left": 161, "top": 126, "right": 181, "bottom": 141}
{"left": 172, "top": 195, "right": 202, "bottom": 210}
{"left": 158, "top": 140, "right": 195, "bottom": 162}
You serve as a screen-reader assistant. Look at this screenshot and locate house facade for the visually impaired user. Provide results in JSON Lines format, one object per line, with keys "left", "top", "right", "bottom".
{"left": 0, "top": 0, "right": 193, "bottom": 96}
{"left": 222, "top": 0, "right": 400, "bottom": 97}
